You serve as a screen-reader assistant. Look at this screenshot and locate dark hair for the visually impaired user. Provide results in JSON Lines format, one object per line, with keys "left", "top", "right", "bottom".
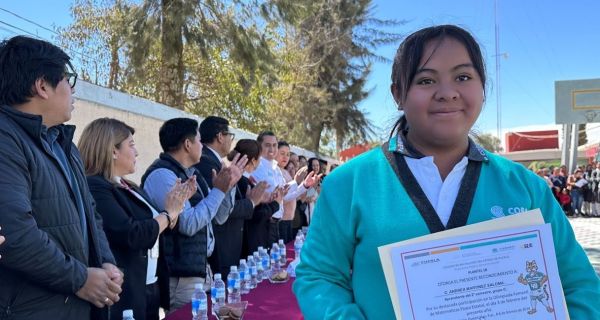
{"left": 227, "top": 139, "right": 260, "bottom": 162}
{"left": 298, "top": 155, "right": 307, "bottom": 161}
{"left": 159, "top": 118, "right": 199, "bottom": 153}
{"left": 390, "top": 25, "right": 486, "bottom": 137}
{"left": 278, "top": 140, "right": 290, "bottom": 149}
{"left": 0, "top": 36, "right": 73, "bottom": 106}
{"left": 307, "top": 157, "right": 321, "bottom": 175}
{"left": 200, "top": 116, "right": 229, "bottom": 144}
{"left": 257, "top": 130, "right": 276, "bottom": 144}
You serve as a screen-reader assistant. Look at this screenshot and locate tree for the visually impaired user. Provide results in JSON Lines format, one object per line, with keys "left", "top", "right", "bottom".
{"left": 265, "top": 0, "right": 403, "bottom": 152}
{"left": 57, "top": 0, "right": 132, "bottom": 87}
{"left": 473, "top": 133, "right": 503, "bottom": 153}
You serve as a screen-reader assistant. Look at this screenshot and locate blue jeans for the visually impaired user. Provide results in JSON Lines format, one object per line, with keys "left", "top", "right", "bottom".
{"left": 571, "top": 189, "right": 583, "bottom": 214}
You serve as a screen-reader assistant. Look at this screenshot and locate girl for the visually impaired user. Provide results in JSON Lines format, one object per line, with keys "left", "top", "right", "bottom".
{"left": 293, "top": 25, "right": 600, "bottom": 319}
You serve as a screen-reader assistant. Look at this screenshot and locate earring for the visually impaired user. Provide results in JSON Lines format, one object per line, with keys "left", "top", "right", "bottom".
{"left": 113, "top": 155, "right": 117, "bottom": 160}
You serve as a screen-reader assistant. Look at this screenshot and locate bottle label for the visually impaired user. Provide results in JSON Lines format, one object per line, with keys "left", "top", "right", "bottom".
{"left": 239, "top": 271, "right": 245, "bottom": 279}
{"left": 200, "top": 298, "right": 207, "bottom": 310}
{"left": 245, "top": 272, "right": 251, "bottom": 280}
{"left": 192, "top": 300, "right": 200, "bottom": 310}
{"left": 235, "top": 279, "right": 240, "bottom": 289}
{"left": 228, "top": 279, "right": 235, "bottom": 288}
{"left": 217, "top": 287, "right": 225, "bottom": 299}
{"left": 211, "top": 288, "right": 217, "bottom": 300}
{"left": 251, "top": 266, "right": 257, "bottom": 276}
{"left": 262, "top": 258, "right": 268, "bottom": 268}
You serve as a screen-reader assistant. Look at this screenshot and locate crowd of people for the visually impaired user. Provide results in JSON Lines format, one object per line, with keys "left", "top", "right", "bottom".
{"left": 1, "top": 26, "right": 599, "bottom": 320}
{"left": 0, "top": 35, "right": 329, "bottom": 320}
{"left": 536, "top": 164, "right": 600, "bottom": 217}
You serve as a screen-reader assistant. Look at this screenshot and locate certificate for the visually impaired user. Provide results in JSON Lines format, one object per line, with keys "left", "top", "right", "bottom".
{"left": 389, "top": 224, "right": 567, "bottom": 320}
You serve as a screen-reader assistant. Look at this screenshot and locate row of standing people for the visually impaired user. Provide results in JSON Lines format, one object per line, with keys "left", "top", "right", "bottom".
{"left": 0, "top": 35, "right": 324, "bottom": 320}
{"left": 79, "top": 117, "right": 324, "bottom": 319}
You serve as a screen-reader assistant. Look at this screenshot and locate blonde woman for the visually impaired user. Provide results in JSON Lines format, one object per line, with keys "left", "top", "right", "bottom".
{"left": 78, "top": 118, "right": 194, "bottom": 320}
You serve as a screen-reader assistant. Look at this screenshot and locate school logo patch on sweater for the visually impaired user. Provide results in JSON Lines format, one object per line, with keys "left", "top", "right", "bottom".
{"left": 491, "top": 206, "right": 528, "bottom": 218}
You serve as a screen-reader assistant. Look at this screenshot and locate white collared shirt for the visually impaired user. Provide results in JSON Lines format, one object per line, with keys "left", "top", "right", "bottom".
{"left": 251, "top": 157, "right": 286, "bottom": 218}
{"left": 404, "top": 156, "right": 468, "bottom": 226}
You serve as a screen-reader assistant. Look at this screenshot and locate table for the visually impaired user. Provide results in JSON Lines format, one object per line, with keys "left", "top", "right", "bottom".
{"left": 165, "top": 243, "right": 303, "bottom": 320}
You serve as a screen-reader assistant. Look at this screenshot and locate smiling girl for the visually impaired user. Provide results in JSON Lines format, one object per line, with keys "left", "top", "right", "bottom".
{"left": 293, "top": 25, "right": 600, "bottom": 319}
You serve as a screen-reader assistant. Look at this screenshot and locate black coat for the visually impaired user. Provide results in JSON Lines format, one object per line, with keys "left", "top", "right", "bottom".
{"left": 0, "top": 105, "right": 115, "bottom": 320}
{"left": 239, "top": 176, "right": 280, "bottom": 258}
{"left": 87, "top": 175, "right": 169, "bottom": 320}
{"left": 194, "top": 147, "right": 254, "bottom": 278}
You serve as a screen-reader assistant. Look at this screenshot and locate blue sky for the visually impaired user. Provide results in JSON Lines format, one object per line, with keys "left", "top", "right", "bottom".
{"left": 1, "top": 0, "right": 599, "bottom": 142}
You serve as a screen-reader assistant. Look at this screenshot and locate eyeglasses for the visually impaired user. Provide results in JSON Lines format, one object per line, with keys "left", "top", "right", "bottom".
{"left": 222, "top": 131, "right": 235, "bottom": 140}
{"left": 64, "top": 72, "right": 78, "bottom": 88}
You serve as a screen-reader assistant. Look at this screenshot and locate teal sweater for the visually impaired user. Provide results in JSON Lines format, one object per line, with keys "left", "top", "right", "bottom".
{"left": 293, "top": 146, "right": 600, "bottom": 319}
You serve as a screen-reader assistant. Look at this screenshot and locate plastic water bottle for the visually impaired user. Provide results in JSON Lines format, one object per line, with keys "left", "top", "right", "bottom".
{"left": 227, "top": 266, "right": 241, "bottom": 303}
{"left": 278, "top": 239, "right": 287, "bottom": 265}
{"left": 247, "top": 255, "right": 258, "bottom": 289}
{"left": 122, "top": 309, "right": 135, "bottom": 320}
{"left": 211, "top": 273, "right": 226, "bottom": 310}
{"left": 239, "top": 259, "right": 250, "bottom": 294}
{"left": 254, "top": 251, "right": 264, "bottom": 282}
{"left": 191, "top": 283, "right": 208, "bottom": 320}
{"left": 270, "top": 243, "right": 281, "bottom": 273}
{"left": 294, "top": 235, "right": 304, "bottom": 260}
{"left": 296, "top": 230, "right": 305, "bottom": 242}
{"left": 259, "top": 247, "right": 270, "bottom": 272}
{"left": 287, "top": 235, "right": 304, "bottom": 278}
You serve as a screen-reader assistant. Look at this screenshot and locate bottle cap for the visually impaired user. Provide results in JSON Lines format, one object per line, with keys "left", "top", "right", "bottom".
{"left": 240, "top": 259, "right": 246, "bottom": 264}
{"left": 279, "top": 239, "right": 284, "bottom": 244}
{"left": 123, "top": 310, "right": 134, "bottom": 317}
{"left": 230, "top": 265, "right": 238, "bottom": 272}
{"left": 194, "top": 283, "right": 203, "bottom": 290}
{"left": 214, "top": 273, "right": 222, "bottom": 280}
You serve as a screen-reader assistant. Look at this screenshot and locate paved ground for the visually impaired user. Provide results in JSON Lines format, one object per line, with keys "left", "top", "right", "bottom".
{"left": 567, "top": 216, "right": 600, "bottom": 275}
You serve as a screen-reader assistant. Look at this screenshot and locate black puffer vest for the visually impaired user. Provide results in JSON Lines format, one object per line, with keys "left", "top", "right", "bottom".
{"left": 141, "top": 153, "right": 207, "bottom": 277}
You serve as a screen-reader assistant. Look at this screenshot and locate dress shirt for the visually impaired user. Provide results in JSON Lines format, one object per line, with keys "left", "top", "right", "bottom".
{"left": 251, "top": 157, "right": 286, "bottom": 218}
{"left": 404, "top": 155, "right": 468, "bottom": 227}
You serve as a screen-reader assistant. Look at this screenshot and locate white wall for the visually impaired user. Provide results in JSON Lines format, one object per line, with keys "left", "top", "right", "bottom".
{"left": 68, "top": 81, "right": 322, "bottom": 183}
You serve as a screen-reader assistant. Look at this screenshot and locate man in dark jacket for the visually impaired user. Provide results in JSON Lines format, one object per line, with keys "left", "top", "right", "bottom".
{"left": 0, "top": 36, "right": 123, "bottom": 320}
{"left": 195, "top": 116, "right": 264, "bottom": 279}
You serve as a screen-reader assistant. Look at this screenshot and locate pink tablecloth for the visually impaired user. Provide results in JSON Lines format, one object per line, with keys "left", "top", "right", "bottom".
{"left": 165, "top": 243, "right": 303, "bottom": 320}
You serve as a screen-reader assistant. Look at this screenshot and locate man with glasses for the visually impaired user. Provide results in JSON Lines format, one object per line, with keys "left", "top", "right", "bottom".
{"left": 195, "top": 116, "right": 265, "bottom": 279}
{"left": 0, "top": 36, "right": 123, "bottom": 319}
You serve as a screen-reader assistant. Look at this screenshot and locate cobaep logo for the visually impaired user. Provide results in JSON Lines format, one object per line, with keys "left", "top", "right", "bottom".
{"left": 491, "top": 206, "right": 505, "bottom": 218}
{"left": 491, "top": 206, "right": 529, "bottom": 218}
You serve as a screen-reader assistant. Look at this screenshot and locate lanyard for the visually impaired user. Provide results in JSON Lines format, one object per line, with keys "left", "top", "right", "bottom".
{"left": 387, "top": 148, "right": 482, "bottom": 233}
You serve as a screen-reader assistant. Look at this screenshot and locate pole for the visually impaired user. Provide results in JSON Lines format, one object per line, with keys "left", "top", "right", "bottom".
{"left": 494, "top": 0, "right": 502, "bottom": 140}
{"left": 561, "top": 124, "right": 571, "bottom": 170}
{"left": 569, "top": 123, "right": 579, "bottom": 173}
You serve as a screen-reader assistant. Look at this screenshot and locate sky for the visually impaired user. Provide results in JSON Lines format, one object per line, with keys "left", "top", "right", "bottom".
{"left": 1, "top": 0, "right": 599, "bottom": 144}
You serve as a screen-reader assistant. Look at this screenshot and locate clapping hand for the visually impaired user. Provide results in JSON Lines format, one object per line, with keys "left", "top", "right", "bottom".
{"left": 301, "top": 171, "right": 323, "bottom": 188}
{"left": 213, "top": 153, "right": 248, "bottom": 192}
{"left": 247, "top": 181, "right": 270, "bottom": 206}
